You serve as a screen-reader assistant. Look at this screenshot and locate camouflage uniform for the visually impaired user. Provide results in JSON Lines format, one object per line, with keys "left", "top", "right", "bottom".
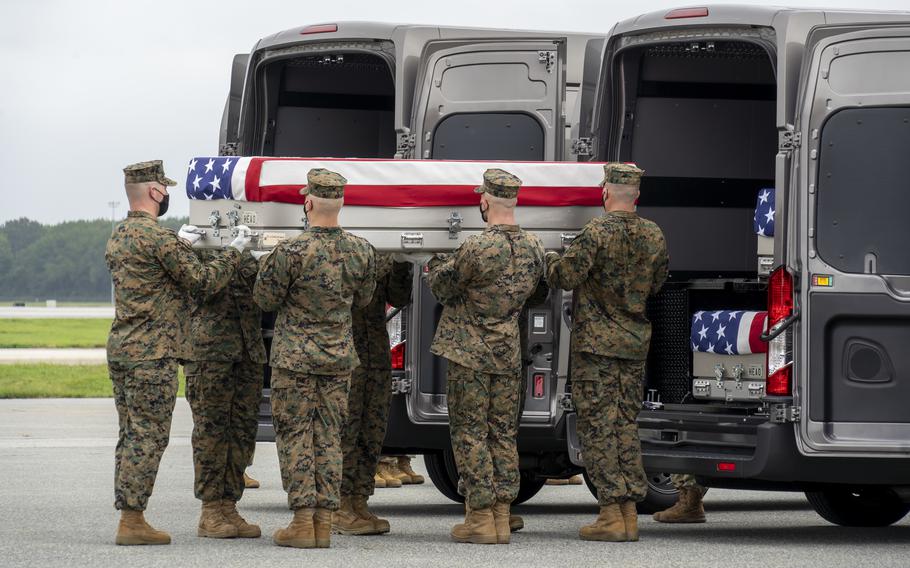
{"left": 670, "top": 474, "right": 705, "bottom": 494}
{"left": 184, "top": 251, "right": 266, "bottom": 504}
{"left": 107, "top": 161, "right": 240, "bottom": 512}
{"left": 546, "top": 163, "right": 668, "bottom": 507}
{"left": 253, "top": 169, "right": 376, "bottom": 512}
{"left": 342, "top": 254, "right": 413, "bottom": 498}
{"left": 428, "top": 169, "right": 546, "bottom": 510}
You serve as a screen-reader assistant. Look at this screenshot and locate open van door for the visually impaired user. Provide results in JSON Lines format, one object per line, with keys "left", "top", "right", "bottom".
{"left": 795, "top": 25, "right": 910, "bottom": 456}
{"left": 219, "top": 54, "right": 249, "bottom": 156}
{"left": 405, "top": 37, "right": 566, "bottom": 428}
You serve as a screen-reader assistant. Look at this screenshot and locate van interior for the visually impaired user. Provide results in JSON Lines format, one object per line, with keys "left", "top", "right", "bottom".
{"left": 261, "top": 52, "right": 396, "bottom": 158}
{"left": 604, "top": 39, "right": 778, "bottom": 406}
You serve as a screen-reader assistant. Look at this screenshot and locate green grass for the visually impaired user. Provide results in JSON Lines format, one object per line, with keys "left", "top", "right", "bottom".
{"left": 0, "top": 319, "right": 112, "bottom": 348}
{"left": 0, "top": 364, "right": 187, "bottom": 398}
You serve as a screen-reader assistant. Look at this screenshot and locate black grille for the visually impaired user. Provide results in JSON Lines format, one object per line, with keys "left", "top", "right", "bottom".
{"left": 645, "top": 288, "right": 691, "bottom": 404}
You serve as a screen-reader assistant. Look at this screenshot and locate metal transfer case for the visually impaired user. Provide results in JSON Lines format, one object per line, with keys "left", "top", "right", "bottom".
{"left": 691, "top": 351, "right": 767, "bottom": 402}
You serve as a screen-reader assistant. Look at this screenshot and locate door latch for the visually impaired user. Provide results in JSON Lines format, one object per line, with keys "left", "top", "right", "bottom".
{"left": 447, "top": 211, "right": 463, "bottom": 239}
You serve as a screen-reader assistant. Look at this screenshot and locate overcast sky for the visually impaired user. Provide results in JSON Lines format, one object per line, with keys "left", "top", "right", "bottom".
{"left": 2, "top": 0, "right": 908, "bottom": 223}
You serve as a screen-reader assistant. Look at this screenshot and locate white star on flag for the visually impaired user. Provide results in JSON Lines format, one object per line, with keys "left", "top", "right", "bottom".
{"left": 757, "top": 226, "right": 766, "bottom": 237}
{"left": 694, "top": 311, "right": 704, "bottom": 322}
{"left": 187, "top": 159, "right": 197, "bottom": 174}
{"left": 764, "top": 208, "right": 775, "bottom": 224}
{"left": 727, "top": 311, "right": 740, "bottom": 321}
{"left": 711, "top": 311, "right": 722, "bottom": 322}
{"left": 204, "top": 159, "right": 215, "bottom": 173}
{"left": 724, "top": 342, "right": 734, "bottom": 355}
{"left": 211, "top": 175, "right": 221, "bottom": 193}
{"left": 698, "top": 325, "right": 708, "bottom": 341}
{"left": 758, "top": 190, "right": 770, "bottom": 205}
{"left": 221, "top": 159, "right": 232, "bottom": 173}
{"left": 708, "top": 342, "right": 715, "bottom": 352}
{"left": 716, "top": 324, "right": 726, "bottom": 340}
{"left": 192, "top": 175, "right": 202, "bottom": 190}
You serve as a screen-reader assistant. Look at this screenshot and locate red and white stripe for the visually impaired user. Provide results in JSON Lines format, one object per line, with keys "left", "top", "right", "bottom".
{"left": 737, "top": 311, "right": 769, "bottom": 355}
{"left": 224, "top": 157, "right": 607, "bottom": 207}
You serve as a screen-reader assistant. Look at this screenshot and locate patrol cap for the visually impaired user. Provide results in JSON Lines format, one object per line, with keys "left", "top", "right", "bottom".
{"left": 300, "top": 168, "right": 347, "bottom": 199}
{"left": 474, "top": 168, "right": 522, "bottom": 199}
{"left": 123, "top": 160, "right": 177, "bottom": 186}
{"left": 602, "top": 163, "right": 644, "bottom": 187}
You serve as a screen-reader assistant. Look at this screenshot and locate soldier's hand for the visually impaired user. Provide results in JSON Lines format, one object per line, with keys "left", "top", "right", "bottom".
{"left": 178, "top": 224, "right": 203, "bottom": 245}
{"left": 250, "top": 250, "right": 270, "bottom": 261}
{"left": 229, "top": 225, "right": 253, "bottom": 253}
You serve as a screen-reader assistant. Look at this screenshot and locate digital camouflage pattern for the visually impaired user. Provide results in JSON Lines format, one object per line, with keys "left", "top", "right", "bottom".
{"left": 300, "top": 168, "right": 347, "bottom": 199}
{"left": 572, "top": 352, "right": 648, "bottom": 505}
{"left": 271, "top": 368, "right": 350, "bottom": 511}
{"left": 546, "top": 211, "right": 668, "bottom": 360}
{"left": 671, "top": 473, "right": 705, "bottom": 493}
{"left": 253, "top": 226, "right": 376, "bottom": 374}
{"left": 123, "top": 160, "right": 178, "bottom": 186}
{"left": 446, "top": 363, "right": 522, "bottom": 509}
{"left": 110, "top": 358, "right": 179, "bottom": 511}
{"left": 183, "top": 250, "right": 265, "bottom": 503}
{"left": 474, "top": 168, "right": 522, "bottom": 199}
{"left": 427, "top": 224, "right": 546, "bottom": 374}
{"left": 601, "top": 162, "right": 644, "bottom": 186}
{"left": 184, "top": 251, "right": 266, "bottom": 364}
{"left": 343, "top": 255, "right": 413, "bottom": 498}
{"left": 105, "top": 211, "right": 240, "bottom": 362}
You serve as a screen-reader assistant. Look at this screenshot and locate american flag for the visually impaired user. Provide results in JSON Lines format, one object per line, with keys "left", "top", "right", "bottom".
{"left": 185, "top": 157, "right": 240, "bottom": 200}
{"left": 753, "top": 188, "right": 775, "bottom": 237}
{"left": 690, "top": 310, "right": 768, "bottom": 355}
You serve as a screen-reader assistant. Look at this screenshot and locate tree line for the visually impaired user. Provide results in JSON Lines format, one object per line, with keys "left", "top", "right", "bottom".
{"left": 0, "top": 217, "right": 188, "bottom": 302}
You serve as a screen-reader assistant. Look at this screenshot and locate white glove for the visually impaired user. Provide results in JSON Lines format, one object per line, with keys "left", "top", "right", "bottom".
{"left": 229, "top": 225, "right": 252, "bottom": 253}
{"left": 178, "top": 224, "right": 203, "bottom": 245}
{"left": 250, "top": 250, "right": 270, "bottom": 260}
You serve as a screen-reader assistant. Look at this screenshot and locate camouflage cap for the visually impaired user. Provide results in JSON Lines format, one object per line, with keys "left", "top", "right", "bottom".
{"left": 474, "top": 168, "right": 522, "bottom": 199}
{"left": 300, "top": 168, "right": 347, "bottom": 199}
{"left": 123, "top": 160, "right": 177, "bottom": 186}
{"left": 602, "top": 163, "right": 644, "bottom": 186}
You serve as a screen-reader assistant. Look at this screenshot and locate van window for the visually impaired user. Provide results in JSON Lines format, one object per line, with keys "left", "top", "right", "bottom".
{"left": 816, "top": 107, "right": 910, "bottom": 275}
{"left": 431, "top": 113, "right": 545, "bottom": 160}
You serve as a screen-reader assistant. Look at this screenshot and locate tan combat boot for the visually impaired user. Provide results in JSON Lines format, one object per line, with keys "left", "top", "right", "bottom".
{"left": 374, "top": 472, "right": 387, "bottom": 489}
{"left": 377, "top": 462, "right": 403, "bottom": 488}
{"left": 273, "top": 508, "right": 316, "bottom": 548}
{"left": 333, "top": 496, "right": 380, "bottom": 535}
{"left": 579, "top": 504, "right": 627, "bottom": 542}
{"left": 395, "top": 456, "right": 425, "bottom": 485}
{"left": 352, "top": 495, "right": 391, "bottom": 534}
{"left": 198, "top": 500, "right": 239, "bottom": 538}
{"left": 221, "top": 499, "right": 261, "bottom": 538}
{"left": 491, "top": 501, "right": 513, "bottom": 544}
{"left": 465, "top": 502, "right": 523, "bottom": 532}
{"left": 314, "top": 508, "right": 332, "bottom": 548}
{"left": 451, "top": 507, "right": 498, "bottom": 544}
{"left": 567, "top": 474, "right": 583, "bottom": 485}
{"left": 620, "top": 500, "right": 639, "bottom": 541}
{"left": 115, "top": 509, "right": 171, "bottom": 546}
{"left": 653, "top": 487, "right": 706, "bottom": 523}
{"left": 243, "top": 472, "right": 260, "bottom": 489}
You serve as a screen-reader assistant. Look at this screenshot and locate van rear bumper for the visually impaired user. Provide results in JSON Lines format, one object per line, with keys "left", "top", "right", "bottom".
{"left": 635, "top": 409, "right": 910, "bottom": 487}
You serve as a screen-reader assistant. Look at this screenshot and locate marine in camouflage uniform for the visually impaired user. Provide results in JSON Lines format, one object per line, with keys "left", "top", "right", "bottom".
{"left": 546, "top": 163, "right": 668, "bottom": 542}
{"left": 107, "top": 160, "right": 243, "bottom": 545}
{"left": 184, "top": 250, "right": 267, "bottom": 538}
{"left": 335, "top": 254, "right": 413, "bottom": 535}
{"left": 428, "top": 168, "right": 546, "bottom": 544}
{"left": 254, "top": 168, "right": 376, "bottom": 549}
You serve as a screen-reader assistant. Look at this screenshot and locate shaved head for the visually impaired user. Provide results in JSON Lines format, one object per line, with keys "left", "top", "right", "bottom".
{"left": 603, "top": 182, "right": 639, "bottom": 204}
{"left": 481, "top": 193, "right": 518, "bottom": 211}
{"left": 306, "top": 195, "right": 343, "bottom": 215}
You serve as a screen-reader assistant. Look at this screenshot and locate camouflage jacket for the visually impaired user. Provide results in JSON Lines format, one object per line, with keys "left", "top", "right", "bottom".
{"left": 353, "top": 254, "right": 413, "bottom": 371}
{"left": 183, "top": 250, "right": 267, "bottom": 364}
{"left": 427, "top": 224, "right": 546, "bottom": 374}
{"left": 105, "top": 211, "right": 240, "bottom": 362}
{"left": 253, "top": 226, "right": 376, "bottom": 376}
{"left": 546, "top": 211, "right": 668, "bottom": 360}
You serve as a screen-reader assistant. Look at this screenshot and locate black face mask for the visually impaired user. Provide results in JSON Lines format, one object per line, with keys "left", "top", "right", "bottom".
{"left": 478, "top": 202, "right": 489, "bottom": 223}
{"left": 153, "top": 188, "right": 169, "bottom": 217}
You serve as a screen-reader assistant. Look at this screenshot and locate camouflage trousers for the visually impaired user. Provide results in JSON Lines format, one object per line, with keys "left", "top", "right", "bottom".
{"left": 184, "top": 356, "right": 263, "bottom": 503}
{"left": 572, "top": 352, "right": 647, "bottom": 506}
{"left": 271, "top": 368, "right": 350, "bottom": 511}
{"left": 341, "top": 365, "right": 392, "bottom": 498}
{"left": 109, "top": 358, "right": 179, "bottom": 511}
{"left": 446, "top": 362, "right": 521, "bottom": 510}
{"left": 671, "top": 474, "right": 706, "bottom": 495}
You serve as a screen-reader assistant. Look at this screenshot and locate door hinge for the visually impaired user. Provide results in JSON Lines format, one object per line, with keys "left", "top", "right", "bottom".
{"left": 395, "top": 131, "right": 415, "bottom": 159}
{"left": 571, "top": 137, "right": 593, "bottom": 156}
{"left": 779, "top": 129, "right": 801, "bottom": 152}
{"left": 557, "top": 392, "right": 575, "bottom": 412}
{"left": 538, "top": 50, "right": 556, "bottom": 73}
{"left": 770, "top": 403, "right": 801, "bottom": 423}
{"left": 392, "top": 377, "right": 412, "bottom": 395}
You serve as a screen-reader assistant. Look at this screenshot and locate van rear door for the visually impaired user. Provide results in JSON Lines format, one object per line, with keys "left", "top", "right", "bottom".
{"left": 406, "top": 37, "right": 566, "bottom": 428}
{"left": 796, "top": 25, "right": 910, "bottom": 456}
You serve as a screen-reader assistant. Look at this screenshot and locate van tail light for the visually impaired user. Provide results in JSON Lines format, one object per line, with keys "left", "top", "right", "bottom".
{"left": 532, "top": 373, "right": 545, "bottom": 399}
{"left": 665, "top": 7, "right": 709, "bottom": 19}
{"left": 301, "top": 24, "right": 338, "bottom": 35}
{"left": 766, "top": 267, "right": 794, "bottom": 396}
{"left": 390, "top": 341, "right": 406, "bottom": 371}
